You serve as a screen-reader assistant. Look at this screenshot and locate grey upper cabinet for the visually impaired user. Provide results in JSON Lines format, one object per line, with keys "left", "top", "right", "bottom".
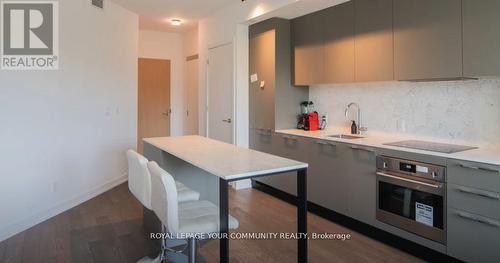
{"left": 347, "top": 145, "right": 377, "bottom": 225}
{"left": 463, "top": 0, "right": 500, "bottom": 77}
{"left": 249, "top": 30, "right": 276, "bottom": 130}
{"left": 306, "top": 140, "right": 349, "bottom": 215}
{"left": 292, "top": 12, "right": 324, "bottom": 86}
{"left": 394, "top": 0, "right": 462, "bottom": 80}
{"left": 323, "top": 2, "right": 355, "bottom": 84}
{"left": 354, "top": 0, "right": 394, "bottom": 82}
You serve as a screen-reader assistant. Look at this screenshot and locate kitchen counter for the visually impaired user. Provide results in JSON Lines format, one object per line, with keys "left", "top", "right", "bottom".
{"left": 275, "top": 128, "right": 500, "bottom": 166}
{"left": 144, "top": 135, "right": 308, "bottom": 180}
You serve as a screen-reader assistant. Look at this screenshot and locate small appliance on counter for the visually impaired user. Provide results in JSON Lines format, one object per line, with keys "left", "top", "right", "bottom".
{"left": 297, "top": 101, "right": 322, "bottom": 131}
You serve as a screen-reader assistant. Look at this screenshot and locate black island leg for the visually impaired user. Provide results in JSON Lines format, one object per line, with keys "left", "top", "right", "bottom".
{"left": 219, "top": 178, "right": 229, "bottom": 263}
{"left": 297, "top": 169, "right": 308, "bottom": 263}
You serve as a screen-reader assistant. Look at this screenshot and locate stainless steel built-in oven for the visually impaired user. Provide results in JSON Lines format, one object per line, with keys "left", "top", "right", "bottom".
{"left": 376, "top": 156, "right": 446, "bottom": 244}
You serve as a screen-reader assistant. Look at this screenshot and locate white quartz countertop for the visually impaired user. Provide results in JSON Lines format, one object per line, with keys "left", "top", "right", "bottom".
{"left": 143, "top": 136, "right": 308, "bottom": 180}
{"left": 275, "top": 129, "right": 500, "bottom": 166}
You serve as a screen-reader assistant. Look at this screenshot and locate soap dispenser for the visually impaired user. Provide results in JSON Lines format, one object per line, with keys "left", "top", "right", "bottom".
{"left": 351, "top": 121, "right": 358, "bottom": 135}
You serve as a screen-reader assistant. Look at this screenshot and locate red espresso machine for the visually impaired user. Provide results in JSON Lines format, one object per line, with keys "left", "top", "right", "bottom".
{"left": 298, "top": 101, "right": 320, "bottom": 131}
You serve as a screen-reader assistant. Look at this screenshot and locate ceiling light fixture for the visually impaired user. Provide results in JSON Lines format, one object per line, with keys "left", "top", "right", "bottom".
{"left": 171, "top": 19, "right": 182, "bottom": 26}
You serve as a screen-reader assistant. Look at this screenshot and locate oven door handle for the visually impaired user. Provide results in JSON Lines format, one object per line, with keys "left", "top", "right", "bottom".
{"left": 376, "top": 172, "right": 441, "bottom": 189}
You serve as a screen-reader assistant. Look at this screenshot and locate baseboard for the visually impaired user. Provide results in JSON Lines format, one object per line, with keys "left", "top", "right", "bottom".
{"left": 0, "top": 174, "right": 128, "bottom": 242}
{"left": 252, "top": 180, "right": 462, "bottom": 263}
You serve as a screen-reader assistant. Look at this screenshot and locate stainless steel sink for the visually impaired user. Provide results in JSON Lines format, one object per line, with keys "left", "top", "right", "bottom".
{"left": 328, "top": 134, "right": 364, "bottom": 140}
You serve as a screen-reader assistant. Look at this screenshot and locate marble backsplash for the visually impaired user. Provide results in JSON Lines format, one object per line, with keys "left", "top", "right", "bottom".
{"left": 309, "top": 78, "right": 500, "bottom": 145}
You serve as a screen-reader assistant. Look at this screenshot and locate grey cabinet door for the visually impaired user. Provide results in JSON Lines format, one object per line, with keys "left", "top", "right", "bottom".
{"left": 323, "top": 2, "right": 355, "bottom": 83}
{"left": 463, "top": 0, "right": 500, "bottom": 77}
{"left": 292, "top": 12, "right": 324, "bottom": 86}
{"left": 354, "top": 0, "right": 394, "bottom": 82}
{"left": 258, "top": 134, "right": 307, "bottom": 196}
{"left": 447, "top": 207, "right": 500, "bottom": 263}
{"left": 249, "top": 128, "right": 273, "bottom": 154}
{"left": 306, "top": 139, "right": 349, "bottom": 215}
{"left": 346, "top": 145, "right": 377, "bottom": 224}
{"left": 394, "top": 0, "right": 462, "bottom": 80}
{"left": 249, "top": 30, "right": 276, "bottom": 130}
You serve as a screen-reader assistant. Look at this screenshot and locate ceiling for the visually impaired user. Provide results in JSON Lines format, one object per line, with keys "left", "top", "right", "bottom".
{"left": 110, "top": 0, "right": 236, "bottom": 32}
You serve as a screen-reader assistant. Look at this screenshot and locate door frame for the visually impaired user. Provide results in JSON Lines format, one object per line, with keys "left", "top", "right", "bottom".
{"left": 206, "top": 41, "right": 236, "bottom": 144}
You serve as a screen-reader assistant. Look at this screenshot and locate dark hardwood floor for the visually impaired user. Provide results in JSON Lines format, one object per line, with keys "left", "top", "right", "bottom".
{"left": 0, "top": 184, "right": 424, "bottom": 263}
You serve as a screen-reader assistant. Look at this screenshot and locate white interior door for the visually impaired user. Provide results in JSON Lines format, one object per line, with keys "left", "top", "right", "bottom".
{"left": 207, "top": 43, "right": 234, "bottom": 144}
{"left": 184, "top": 57, "right": 199, "bottom": 135}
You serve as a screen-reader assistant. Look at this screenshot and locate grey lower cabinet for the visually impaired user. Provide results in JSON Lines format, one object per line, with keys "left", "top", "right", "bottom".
{"left": 463, "top": 0, "right": 500, "bottom": 77}
{"left": 447, "top": 159, "right": 500, "bottom": 263}
{"left": 256, "top": 134, "right": 308, "bottom": 196}
{"left": 447, "top": 207, "right": 500, "bottom": 263}
{"left": 306, "top": 139, "right": 349, "bottom": 215}
{"left": 393, "top": 0, "right": 462, "bottom": 80}
{"left": 346, "top": 145, "right": 377, "bottom": 225}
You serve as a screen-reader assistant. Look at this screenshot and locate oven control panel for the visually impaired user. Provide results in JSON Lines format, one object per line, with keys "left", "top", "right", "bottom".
{"left": 376, "top": 156, "right": 446, "bottom": 182}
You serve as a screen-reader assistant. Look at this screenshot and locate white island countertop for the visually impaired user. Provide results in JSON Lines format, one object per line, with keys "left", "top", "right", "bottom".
{"left": 143, "top": 136, "right": 308, "bottom": 180}
{"left": 276, "top": 128, "right": 500, "bottom": 166}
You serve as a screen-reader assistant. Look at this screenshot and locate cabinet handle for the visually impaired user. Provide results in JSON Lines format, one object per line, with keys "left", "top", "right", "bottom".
{"left": 350, "top": 145, "right": 375, "bottom": 153}
{"left": 456, "top": 211, "right": 500, "bottom": 228}
{"left": 315, "top": 140, "right": 336, "bottom": 147}
{"left": 458, "top": 163, "right": 500, "bottom": 173}
{"left": 281, "top": 135, "right": 298, "bottom": 141}
{"left": 257, "top": 128, "right": 272, "bottom": 136}
{"left": 455, "top": 186, "right": 500, "bottom": 200}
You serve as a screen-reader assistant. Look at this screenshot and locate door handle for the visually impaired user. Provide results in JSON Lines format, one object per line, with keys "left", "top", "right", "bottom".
{"left": 162, "top": 112, "right": 169, "bottom": 117}
{"left": 222, "top": 118, "right": 232, "bottom": 123}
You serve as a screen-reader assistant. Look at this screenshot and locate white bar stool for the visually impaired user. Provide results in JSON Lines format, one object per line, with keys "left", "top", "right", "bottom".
{"left": 126, "top": 150, "right": 201, "bottom": 205}
{"left": 148, "top": 161, "right": 239, "bottom": 263}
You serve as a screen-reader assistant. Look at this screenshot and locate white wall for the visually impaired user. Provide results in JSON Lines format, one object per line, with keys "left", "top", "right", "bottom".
{"left": 310, "top": 79, "right": 500, "bottom": 146}
{"left": 198, "top": 0, "right": 348, "bottom": 148}
{"left": 0, "top": 0, "right": 138, "bottom": 241}
{"left": 138, "top": 30, "right": 185, "bottom": 136}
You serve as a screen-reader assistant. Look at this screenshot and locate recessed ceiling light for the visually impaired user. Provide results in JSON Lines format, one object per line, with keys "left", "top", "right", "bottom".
{"left": 171, "top": 19, "right": 182, "bottom": 26}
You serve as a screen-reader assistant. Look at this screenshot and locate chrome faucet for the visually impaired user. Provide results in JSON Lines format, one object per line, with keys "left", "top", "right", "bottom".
{"left": 345, "top": 102, "right": 368, "bottom": 135}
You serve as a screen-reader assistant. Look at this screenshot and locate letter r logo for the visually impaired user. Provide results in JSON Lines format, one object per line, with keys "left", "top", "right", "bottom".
{"left": 2, "top": 2, "right": 55, "bottom": 55}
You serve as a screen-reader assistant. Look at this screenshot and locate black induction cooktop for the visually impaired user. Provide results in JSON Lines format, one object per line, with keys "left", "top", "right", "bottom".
{"left": 384, "top": 140, "right": 478, "bottom": 154}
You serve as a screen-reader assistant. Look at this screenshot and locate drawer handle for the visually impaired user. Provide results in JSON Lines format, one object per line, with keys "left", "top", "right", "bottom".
{"left": 281, "top": 135, "right": 298, "bottom": 141}
{"left": 350, "top": 145, "right": 375, "bottom": 153}
{"left": 455, "top": 186, "right": 500, "bottom": 200}
{"left": 456, "top": 211, "right": 500, "bottom": 228}
{"left": 458, "top": 163, "right": 500, "bottom": 173}
{"left": 257, "top": 128, "right": 272, "bottom": 136}
{"left": 315, "top": 140, "right": 336, "bottom": 147}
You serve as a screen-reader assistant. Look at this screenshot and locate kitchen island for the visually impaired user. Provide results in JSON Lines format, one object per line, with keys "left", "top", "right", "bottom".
{"left": 143, "top": 135, "right": 309, "bottom": 263}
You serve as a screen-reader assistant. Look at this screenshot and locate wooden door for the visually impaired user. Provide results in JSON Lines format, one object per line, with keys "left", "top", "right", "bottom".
{"left": 184, "top": 56, "right": 199, "bottom": 135}
{"left": 138, "top": 58, "right": 171, "bottom": 153}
